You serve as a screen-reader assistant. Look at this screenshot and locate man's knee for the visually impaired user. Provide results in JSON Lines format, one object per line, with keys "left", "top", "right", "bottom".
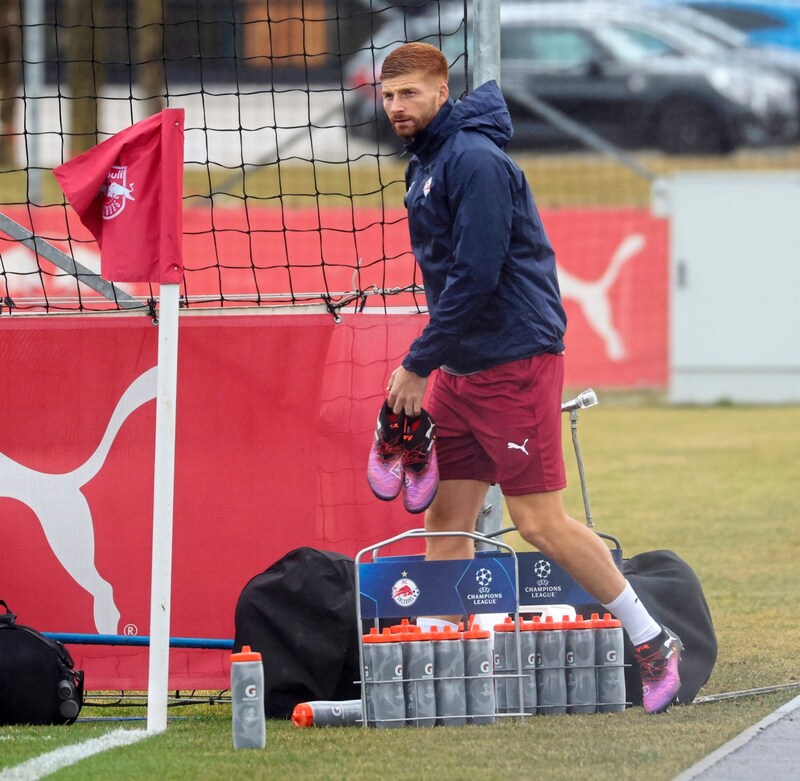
{"left": 507, "top": 494, "right": 571, "bottom": 551}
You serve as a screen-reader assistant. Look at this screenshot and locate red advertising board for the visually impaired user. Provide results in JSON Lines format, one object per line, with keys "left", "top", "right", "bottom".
{"left": 0, "top": 205, "right": 667, "bottom": 689}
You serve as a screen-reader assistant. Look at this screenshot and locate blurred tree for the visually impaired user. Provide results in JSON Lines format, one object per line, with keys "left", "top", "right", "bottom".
{"left": 0, "top": 0, "right": 21, "bottom": 169}
{"left": 62, "top": 0, "right": 107, "bottom": 157}
{"left": 136, "top": 0, "right": 166, "bottom": 120}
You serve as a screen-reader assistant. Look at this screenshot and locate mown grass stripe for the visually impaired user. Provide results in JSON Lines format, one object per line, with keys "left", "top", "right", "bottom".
{"left": 0, "top": 729, "right": 148, "bottom": 781}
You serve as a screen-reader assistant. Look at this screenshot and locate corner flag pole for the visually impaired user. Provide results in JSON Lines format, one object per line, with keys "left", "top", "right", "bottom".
{"left": 146, "top": 282, "right": 180, "bottom": 733}
{"left": 53, "top": 108, "right": 186, "bottom": 734}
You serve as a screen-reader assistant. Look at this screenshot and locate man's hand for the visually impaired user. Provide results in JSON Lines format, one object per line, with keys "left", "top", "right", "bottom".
{"left": 387, "top": 365, "right": 428, "bottom": 417}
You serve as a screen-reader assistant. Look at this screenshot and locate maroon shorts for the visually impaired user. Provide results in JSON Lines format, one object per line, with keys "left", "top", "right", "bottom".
{"left": 427, "top": 353, "right": 567, "bottom": 495}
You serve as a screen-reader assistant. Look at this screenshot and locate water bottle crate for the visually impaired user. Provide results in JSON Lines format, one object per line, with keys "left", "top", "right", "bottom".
{"left": 354, "top": 528, "right": 627, "bottom": 727}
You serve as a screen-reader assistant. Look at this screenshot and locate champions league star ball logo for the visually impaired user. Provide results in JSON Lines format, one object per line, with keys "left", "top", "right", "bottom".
{"left": 101, "top": 165, "right": 136, "bottom": 220}
{"left": 391, "top": 575, "right": 420, "bottom": 608}
{"left": 475, "top": 568, "right": 493, "bottom": 588}
{"left": 533, "top": 559, "right": 551, "bottom": 580}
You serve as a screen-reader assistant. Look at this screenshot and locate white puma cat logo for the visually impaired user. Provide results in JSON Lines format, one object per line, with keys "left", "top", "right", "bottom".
{"left": 507, "top": 438, "right": 529, "bottom": 456}
{"left": 559, "top": 234, "right": 645, "bottom": 361}
{"left": 0, "top": 367, "right": 157, "bottom": 633}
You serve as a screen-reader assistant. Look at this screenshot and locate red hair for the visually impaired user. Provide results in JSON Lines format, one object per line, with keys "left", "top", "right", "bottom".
{"left": 380, "top": 42, "right": 448, "bottom": 82}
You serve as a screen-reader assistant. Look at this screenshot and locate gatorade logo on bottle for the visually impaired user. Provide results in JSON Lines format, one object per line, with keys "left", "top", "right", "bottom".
{"left": 245, "top": 684, "right": 258, "bottom": 699}
{"left": 425, "top": 663, "right": 434, "bottom": 675}
{"left": 606, "top": 650, "right": 617, "bottom": 663}
{"left": 480, "top": 660, "right": 490, "bottom": 674}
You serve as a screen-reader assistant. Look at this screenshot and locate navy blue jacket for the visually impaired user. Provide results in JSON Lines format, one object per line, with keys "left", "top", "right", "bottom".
{"left": 401, "top": 81, "right": 566, "bottom": 377}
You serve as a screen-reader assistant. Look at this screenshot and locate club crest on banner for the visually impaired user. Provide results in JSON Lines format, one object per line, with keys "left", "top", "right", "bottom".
{"left": 101, "top": 165, "right": 136, "bottom": 220}
{"left": 391, "top": 576, "right": 420, "bottom": 608}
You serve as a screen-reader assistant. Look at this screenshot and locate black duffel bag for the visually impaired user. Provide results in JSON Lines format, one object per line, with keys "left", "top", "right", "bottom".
{"left": 0, "top": 600, "right": 84, "bottom": 725}
{"left": 622, "top": 550, "right": 717, "bottom": 705}
{"left": 233, "top": 547, "right": 360, "bottom": 719}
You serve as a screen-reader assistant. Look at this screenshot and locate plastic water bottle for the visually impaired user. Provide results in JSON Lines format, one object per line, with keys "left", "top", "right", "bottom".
{"left": 593, "top": 612, "right": 626, "bottom": 712}
{"left": 520, "top": 620, "right": 537, "bottom": 714}
{"left": 463, "top": 625, "right": 496, "bottom": 725}
{"left": 291, "top": 699, "right": 362, "bottom": 727}
{"left": 493, "top": 617, "right": 519, "bottom": 715}
{"left": 533, "top": 615, "right": 567, "bottom": 715}
{"left": 230, "top": 645, "right": 266, "bottom": 749}
{"left": 432, "top": 625, "right": 467, "bottom": 726}
{"left": 565, "top": 615, "right": 597, "bottom": 714}
{"left": 400, "top": 626, "right": 436, "bottom": 727}
{"left": 362, "top": 628, "right": 405, "bottom": 728}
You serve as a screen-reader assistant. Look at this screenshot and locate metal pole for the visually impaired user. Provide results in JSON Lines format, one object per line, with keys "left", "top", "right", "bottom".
{"left": 472, "top": 0, "right": 503, "bottom": 548}
{"left": 570, "top": 411, "right": 595, "bottom": 528}
{"left": 472, "top": 0, "right": 500, "bottom": 89}
{"left": 22, "top": 0, "right": 45, "bottom": 203}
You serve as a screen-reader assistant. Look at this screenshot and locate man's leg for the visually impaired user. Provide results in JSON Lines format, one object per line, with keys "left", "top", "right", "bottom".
{"left": 420, "top": 478, "right": 490, "bottom": 626}
{"left": 505, "top": 490, "right": 626, "bottom": 603}
{"left": 425, "top": 478, "right": 490, "bottom": 556}
{"left": 506, "top": 489, "right": 683, "bottom": 713}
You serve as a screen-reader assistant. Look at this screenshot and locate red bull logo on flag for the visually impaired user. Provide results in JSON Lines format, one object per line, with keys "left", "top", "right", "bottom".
{"left": 101, "top": 165, "right": 135, "bottom": 220}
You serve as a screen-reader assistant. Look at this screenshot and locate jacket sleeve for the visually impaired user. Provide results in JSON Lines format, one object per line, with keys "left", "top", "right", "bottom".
{"left": 403, "top": 147, "right": 514, "bottom": 376}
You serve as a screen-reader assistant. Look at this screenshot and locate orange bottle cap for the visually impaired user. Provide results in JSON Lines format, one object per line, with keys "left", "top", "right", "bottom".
{"left": 432, "top": 625, "right": 462, "bottom": 641}
{"left": 291, "top": 703, "right": 313, "bottom": 728}
{"left": 463, "top": 626, "right": 490, "bottom": 640}
{"left": 389, "top": 619, "right": 419, "bottom": 634}
{"left": 230, "top": 645, "right": 262, "bottom": 663}
{"left": 592, "top": 612, "right": 622, "bottom": 629}
{"left": 363, "top": 628, "right": 400, "bottom": 643}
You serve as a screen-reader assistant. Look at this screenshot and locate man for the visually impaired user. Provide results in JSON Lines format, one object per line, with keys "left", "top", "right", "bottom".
{"left": 377, "top": 42, "right": 682, "bottom": 714}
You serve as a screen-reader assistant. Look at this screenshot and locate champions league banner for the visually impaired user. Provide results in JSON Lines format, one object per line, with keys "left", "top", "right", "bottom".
{"left": 357, "top": 546, "right": 626, "bottom": 621}
{"left": 358, "top": 554, "right": 519, "bottom": 619}
{"left": 515, "top": 550, "right": 623, "bottom": 613}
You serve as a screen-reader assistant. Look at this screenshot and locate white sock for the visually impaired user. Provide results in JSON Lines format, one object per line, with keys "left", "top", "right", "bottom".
{"left": 416, "top": 617, "right": 458, "bottom": 632}
{"left": 603, "top": 582, "right": 661, "bottom": 646}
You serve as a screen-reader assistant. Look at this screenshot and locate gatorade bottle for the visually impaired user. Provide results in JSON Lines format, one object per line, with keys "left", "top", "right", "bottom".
{"left": 533, "top": 615, "right": 567, "bottom": 715}
{"left": 400, "top": 627, "right": 436, "bottom": 727}
{"left": 362, "top": 628, "right": 405, "bottom": 728}
{"left": 463, "top": 624, "right": 496, "bottom": 725}
{"left": 432, "top": 624, "right": 467, "bottom": 726}
{"left": 592, "top": 612, "right": 626, "bottom": 713}
{"left": 565, "top": 614, "right": 597, "bottom": 714}
{"left": 520, "top": 619, "right": 538, "bottom": 715}
{"left": 230, "top": 645, "right": 266, "bottom": 749}
{"left": 493, "top": 617, "right": 519, "bottom": 715}
{"left": 291, "top": 699, "right": 362, "bottom": 727}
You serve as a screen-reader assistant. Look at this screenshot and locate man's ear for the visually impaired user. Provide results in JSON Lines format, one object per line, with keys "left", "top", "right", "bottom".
{"left": 438, "top": 81, "right": 449, "bottom": 107}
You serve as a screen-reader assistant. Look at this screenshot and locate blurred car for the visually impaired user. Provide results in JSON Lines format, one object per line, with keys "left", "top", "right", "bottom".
{"left": 567, "top": 1, "right": 800, "bottom": 139}
{"left": 673, "top": 0, "right": 800, "bottom": 51}
{"left": 652, "top": 0, "right": 800, "bottom": 105}
{"left": 343, "top": 2, "right": 798, "bottom": 154}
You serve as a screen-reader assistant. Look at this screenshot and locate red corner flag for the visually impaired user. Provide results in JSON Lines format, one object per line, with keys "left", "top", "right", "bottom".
{"left": 54, "top": 108, "right": 185, "bottom": 284}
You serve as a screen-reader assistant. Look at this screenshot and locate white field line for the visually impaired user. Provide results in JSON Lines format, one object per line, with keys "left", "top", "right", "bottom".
{"left": 0, "top": 728, "right": 148, "bottom": 781}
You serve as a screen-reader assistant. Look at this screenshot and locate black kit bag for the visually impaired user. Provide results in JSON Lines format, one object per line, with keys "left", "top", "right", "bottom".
{"left": 0, "top": 600, "right": 84, "bottom": 725}
{"left": 621, "top": 550, "right": 717, "bottom": 706}
{"left": 233, "top": 547, "right": 360, "bottom": 719}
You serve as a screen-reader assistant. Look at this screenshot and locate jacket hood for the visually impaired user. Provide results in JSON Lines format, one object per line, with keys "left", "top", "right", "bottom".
{"left": 407, "top": 80, "right": 513, "bottom": 158}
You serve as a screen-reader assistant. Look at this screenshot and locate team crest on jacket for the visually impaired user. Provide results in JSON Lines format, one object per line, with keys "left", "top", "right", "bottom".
{"left": 422, "top": 177, "right": 432, "bottom": 197}
{"left": 101, "top": 165, "right": 136, "bottom": 220}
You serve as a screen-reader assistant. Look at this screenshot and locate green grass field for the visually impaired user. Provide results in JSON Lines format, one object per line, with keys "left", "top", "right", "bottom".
{"left": 2, "top": 399, "right": 799, "bottom": 780}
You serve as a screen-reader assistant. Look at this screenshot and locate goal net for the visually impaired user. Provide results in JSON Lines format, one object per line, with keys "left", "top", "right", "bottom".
{"left": 0, "top": 0, "right": 469, "bottom": 315}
